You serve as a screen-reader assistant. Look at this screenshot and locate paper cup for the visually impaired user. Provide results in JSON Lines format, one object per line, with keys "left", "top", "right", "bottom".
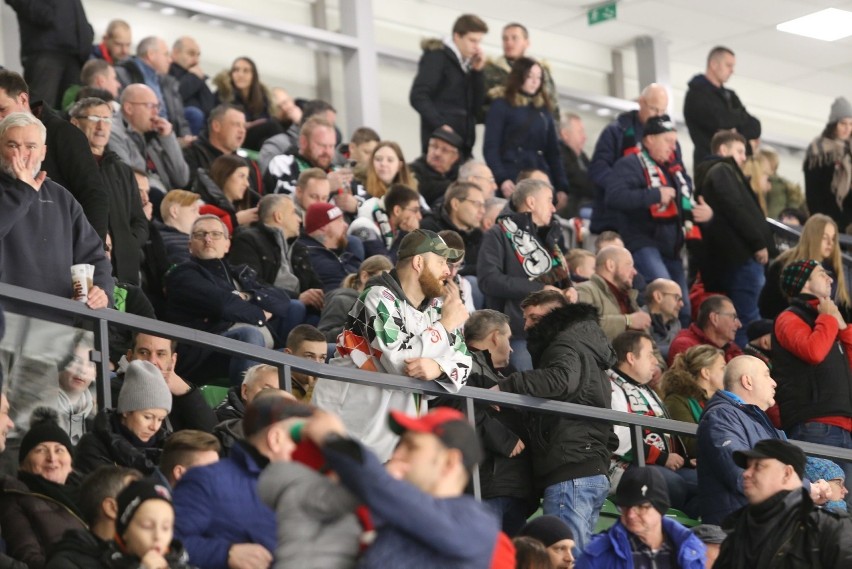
{"left": 71, "top": 264, "right": 89, "bottom": 302}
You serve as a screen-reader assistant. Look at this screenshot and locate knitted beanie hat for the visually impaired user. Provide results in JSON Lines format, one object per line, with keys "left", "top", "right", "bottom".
{"left": 780, "top": 259, "right": 819, "bottom": 298}
{"left": 115, "top": 479, "right": 173, "bottom": 537}
{"left": 19, "top": 407, "right": 74, "bottom": 463}
{"left": 829, "top": 97, "right": 852, "bottom": 124}
{"left": 117, "top": 360, "right": 172, "bottom": 414}
{"left": 517, "top": 515, "right": 574, "bottom": 547}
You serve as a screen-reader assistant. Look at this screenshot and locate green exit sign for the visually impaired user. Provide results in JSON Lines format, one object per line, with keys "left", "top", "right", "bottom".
{"left": 588, "top": 2, "right": 617, "bottom": 26}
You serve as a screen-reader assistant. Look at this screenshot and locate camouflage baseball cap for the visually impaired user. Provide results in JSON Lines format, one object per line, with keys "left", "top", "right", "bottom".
{"left": 397, "top": 229, "right": 463, "bottom": 261}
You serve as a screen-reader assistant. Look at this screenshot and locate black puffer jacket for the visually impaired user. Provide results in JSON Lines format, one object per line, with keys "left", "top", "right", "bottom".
{"left": 499, "top": 303, "right": 617, "bottom": 489}
{"left": 74, "top": 410, "right": 167, "bottom": 477}
{"left": 103, "top": 539, "right": 196, "bottom": 569}
{"left": 214, "top": 387, "right": 245, "bottom": 422}
{"left": 45, "top": 529, "right": 108, "bottom": 569}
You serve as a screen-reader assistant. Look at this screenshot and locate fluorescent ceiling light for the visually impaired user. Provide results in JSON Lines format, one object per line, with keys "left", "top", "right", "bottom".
{"left": 777, "top": 8, "right": 852, "bottom": 42}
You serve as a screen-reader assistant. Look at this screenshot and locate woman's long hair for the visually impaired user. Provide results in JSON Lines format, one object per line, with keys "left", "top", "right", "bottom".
{"left": 661, "top": 345, "right": 724, "bottom": 402}
{"left": 364, "top": 141, "right": 419, "bottom": 198}
{"left": 230, "top": 56, "right": 266, "bottom": 118}
{"left": 504, "top": 57, "right": 550, "bottom": 110}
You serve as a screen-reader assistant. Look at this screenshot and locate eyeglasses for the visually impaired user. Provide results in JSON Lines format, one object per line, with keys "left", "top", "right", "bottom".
{"left": 461, "top": 198, "right": 485, "bottom": 210}
{"left": 661, "top": 292, "right": 683, "bottom": 302}
{"left": 715, "top": 311, "right": 740, "bottom": 321}
{"left": 191, "top": 230, "right": 227, "bottom": 241}
{"left": 77, "top": 115, "right": 113, "bottom": 124}
{"left": 128, "top": 101, "right": 161, "bottom": 111}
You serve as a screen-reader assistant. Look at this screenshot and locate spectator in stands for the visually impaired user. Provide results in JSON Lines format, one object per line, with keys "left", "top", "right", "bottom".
{"left": 743, "top": 318, "right": 772, "bottom": 366}
{"left": 576, "top": 467, "right": 705, "bottom": 569}
{"left": 157, "top": 189, "right": 202, "bottom": 265}
{"left": 183, "top": 104, "right": 253, "bottom": 189}
{"left": 110, "top": 84, "right": 190, "bottom": 193}
{"left": 644, "top": 278, "right": 684, "bottom": 360}
{"left": 566, "top": 248, "right": 595, "bottom": 283}
{"left": 360, "top": 141, "right": 419, "bottom": 201}
{"left": 122, "top": 332, "right": 218, "bottom": 434}
{"left": 44, "top": 466, "right": 141, "bottom": 569}
{"left": 772, "top": 260, "right": 852, "bottom": 495}
{"left": 479, "top": 179, "right": 577, "bottom": 370}
{"left": 107, "top": 480, "right": 192, "bottom": 569}
{"left": 594, "top": 230, "right": 624, "bottom": 251}
{"left": 312, "top": 229, "right": 471, "bottom": 462}
{"left": 457, "top": 158, "right": 498, "bottom": 200}
{"left": 559, "top": 112, "right": 594, "bottom": 219}
{"left": 495, "top": 291, "right": 615, "bottom": 550}
{"left": 297, "top": 203, "right": 364, "bottom": 292}
{"left": 684, "top": 46, "right": 761, "bottom": 167}
{"left": 517, "top": 516, "right": 575, "bottom": 569}
{"left": 283, "top": 324, "right": 328, "bottom": 402}
{"left": 438, "top": 230, "right": 477, "bottom": 313}
{"left": 760, "top": 213, "right": 850, "bottom": 320}
{"left": 0, "top": 408, "right": 86, "bottom": 568}
{"left": 304, "top": 405, "right": 507, "bottom": 568}
{"left": 175, "top": 393, "right": 301, "bottom": 569}
{"left": 5, "top": 0, "right": 92, "bottom": 108}
{"left": 193, "top": 154, "right": 258, "bottom": 230}
{"left": 318, "top": 255, "right": 393, "bottom": 343}
{"left": 290, "top": 167, "right": 331, "bottom": 220}
{"left": 742, "top": 154, "right": 772, "bottom": 217}
{"left": 608, "top": 331, "right": 698, "bottom": 518}
{"left": 484, "top": 57, "right": 569, "bottom": 202}
{"left": 155, "top": 430, "right": 220, "bottom": 489}
{"left": 215, "top": 363, "right": 280, "bottom": 422}
{"left": 806, "top": 457, "right": 849, "bottom": 513}
{"left": 661, "top": 344, "right": 725, "bottom": 458}
{"left": 434, "top": 309, "right": 534, "bottom": 534}
{"left": 512, "top": 536, "right": 554, "bottom": 569}
{"left": 41, "top": 331, "right": 96, "bottom": 445}
{"left": 114, "top": 37, "right": 191, "bottom": 138}
{"left": 0, "top": 112, "right": 112, "bottom": 309}
{"left": 589, "top": 83, "right": 679, "bottom": 235}
{"left": 165, "top": 215, "right": 297, "bottom": 383}
{"left": 264, "top": 116, "right": 344, "bottom": 195}
{"left": 606, "top": 115, "right": 711, "bottom": 325}
{"left": 258, "top": 99, "right": 337, "bottom": 176}
{"left": 345, "top": 126, "right": 380, "bottom": 173}
{"left": 421, "top": 181, "right": 484, "bottom": 273}
{"left": 409, "top": 128, "right": 463, "bottom": 207}
{"left": 695, "top": 136, "right": 774, "bottom": 347}
{"left": 350, "top": 184, "right": 422, "bottom": 260}
{"left": 257, "top": 400, "right": 362, "bottom": 569}
{"left": 92, "top": 19, "right": 132, "bottom": 64}
{"left": 70, "top": 96, "right": 149, "bottom": 285}
{"left": 668, "top": 295, "right": 743, "bottom": 366}
{"left": 756, "top": 146, "right": 803, "bottom": 219}
{"left": 575, "top": 246, "right": 649, "bottom": 342}
{"left": 410, "top": 14, "right": 488, "bottom": 159}
{"left": 169, "top": 36, "right": 216, "bottom": 136}
{"left": 229, "top": 193, "right": 325, "bottom": 311}
{"left": 75, "top": 361, "right": 172, "bottom": 476}
{"left": 483, "top": 23, "right": 559, "bottom": 119}
{"left": 482, "top": 196, "right": 507, "bottom": 231}
{"left": 213, "top": 56, "right": 282, "bottom": 150}
{"left": 79, "top": 59, "right": 122, "bottom": 101}
{"left": 0, "top": 70, "right": 109, "bottom": 239}
{"left": 718, "top": 439, "right": 852, "bottom": 568}
{"left": 270, "top": 87, "right": 302, "bottom": 134}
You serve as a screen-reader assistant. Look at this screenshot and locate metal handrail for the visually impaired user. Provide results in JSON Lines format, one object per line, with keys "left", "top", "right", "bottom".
{"left": 2, "top": 281, "right": 851, "bottom": 491}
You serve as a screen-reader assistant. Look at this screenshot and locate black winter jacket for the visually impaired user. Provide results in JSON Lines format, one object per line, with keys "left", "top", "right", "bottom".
{"left": 99, "top": 150, "right": 148, "bottom": 284}
{"left": 45, "top": 529, "right": 108, "bottom": 569}
{"left": 420, "top": 208, "right": 482, "bottom": 275}
{"left": 499, "top": 303, "right": 617, "bottom": 488}
{"left": 169, "top": 62, "right": 217, "bottom": 117}
{"left": 5, "top": 0, "right": 93, "bottom": 62}
{"left": 102, "top": 540, "right": 196, "bottom": 569}
{"left": 74, "top": 409, "right": 167, "bottom": 476}
{"left": 409, "top": 38, "right": 485, "bottom": 158}
{"left": 408, "top": 156, "right": 458, "bottom": 208}
{"left": 214, "top": 387, "right": 245, "bottom": 422}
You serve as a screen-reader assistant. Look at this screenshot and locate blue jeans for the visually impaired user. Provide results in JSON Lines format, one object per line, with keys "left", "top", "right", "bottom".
{"left": 789, "top": 422, "right": 852, "bottom": 510}
{"left": 483, "top": 497, "right": 532, "bottom": 537}
{"left": 509, "top": 337, "right": 533, "bottom": 371}
{"left": 221, "top": 326, "right": 267, "bottom": 385}
{"left": 542, "top": 474, "right": 609, "bottom": 553}
{"left": 632, "top": 246, "right": 691, "bottom": 327}
{"left": 183, "top": 106, "right": 206, "bottom": 136}
{"left": 718, "top": 259, "right": 765, "bottom": 347}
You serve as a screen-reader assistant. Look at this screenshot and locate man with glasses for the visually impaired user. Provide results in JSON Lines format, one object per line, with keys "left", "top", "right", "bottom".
{"left": 70, "top": 97, "right": 148, "bottom": 285}
{"left": 409, "top": 128, "right": 463, "bottom": 208}
{"left": 458, "top": 159, "right": 498, "bottom": 200}
{"left": 644, "top": 278, "right": 684, "bottom": 361}
{"left": 668, "top": 295, "right": 743, "bottom": 366}
{"left": 164, "top": 215, "right": 295, "bottom": 386}
{"left": 576, "top": 467, "right": 705, "bottom": 568}
{"left": 109, "top": 83, "right": 190, "bottom": 194}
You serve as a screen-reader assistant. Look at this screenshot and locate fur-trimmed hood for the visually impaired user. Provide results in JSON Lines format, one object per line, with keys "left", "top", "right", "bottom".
{"left": 420, "top": 37, "right": 445, "bottom": 51}
{"left": 661, "top": 368, "right": 706, "bottom": 402}
{"left": 525, "top": 302, "right": 615, "bottom": 369}
{"left": 487, "top": 84, "right": 548, "bottom": 110}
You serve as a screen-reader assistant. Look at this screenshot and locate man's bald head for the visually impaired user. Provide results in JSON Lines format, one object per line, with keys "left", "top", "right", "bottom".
{"left": 638, "top": 83, "right": 669, "bottom": 124}
{"left": 595, "top": 246, "right": 636, "bottom": 292}
{"left": 723, "top": 355, "right": 776, "bottom": 410}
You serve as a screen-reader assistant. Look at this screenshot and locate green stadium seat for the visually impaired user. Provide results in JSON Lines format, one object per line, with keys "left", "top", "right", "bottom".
{"left": 199, "top": 385, "right": 229, "bottom": 409}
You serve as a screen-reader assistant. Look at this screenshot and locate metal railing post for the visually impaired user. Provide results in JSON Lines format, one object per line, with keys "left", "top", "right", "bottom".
{"left": 630, "top": 424, "right": 646, "bottom": 467}
{"left": 279, "top": 364, "right": 292, "bottom": 392}
{"left": 92, "top": 316, "right": 112, "bottom": 410}
{"left": 464, "top": 396, "right": 481, "bottom": 501}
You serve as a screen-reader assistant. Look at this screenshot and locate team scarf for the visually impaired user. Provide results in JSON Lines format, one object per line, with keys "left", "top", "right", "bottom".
{"left": 637, "top": 149, "right": 701, "bottom": 240}
{"left": 497, "top": 216, "right": 572, "bottom": 289}
{"left": 607, "top": 368, "right": 676, "bottom": 464}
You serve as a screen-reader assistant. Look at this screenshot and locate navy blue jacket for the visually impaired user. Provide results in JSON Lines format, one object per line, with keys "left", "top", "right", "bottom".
{"left": 173, "top": 442, "right": 276, "bottom": 569}
{"left": 164, "top": 256, "right": 291, "bottom": 334}
{"left": 483, "top": 97, "right": 569, "bottom": 191}
{"left": 295, "top": 235, "right": 363, "bottom": 293}
{"left": 577, "top": 517, "right": 705, "bottom": 569}
{"left": 606, "top": 152, "right": 689, "bottom": 258}
{"left": 696, "top": 390, "right": 784, "bottom": 524}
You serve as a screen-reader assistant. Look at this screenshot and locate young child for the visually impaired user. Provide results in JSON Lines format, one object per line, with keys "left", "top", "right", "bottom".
{"left": 107, "top": 480, "right": 195, "bottom": 569}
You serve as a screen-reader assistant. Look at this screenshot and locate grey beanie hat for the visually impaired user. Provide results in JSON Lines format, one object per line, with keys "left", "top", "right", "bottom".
{"left": 117, "top": 360, "right": 172, "bottom": 414}
{"left": 829, "top": 97, "right": 852, "bottom": 123}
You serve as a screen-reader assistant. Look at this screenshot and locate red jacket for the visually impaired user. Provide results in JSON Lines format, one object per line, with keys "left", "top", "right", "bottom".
{"left": 668, "top": 323, "right": 743, "bottom": 367}
{"left": 775, "top": 299, "right": 852, "bottom": 367}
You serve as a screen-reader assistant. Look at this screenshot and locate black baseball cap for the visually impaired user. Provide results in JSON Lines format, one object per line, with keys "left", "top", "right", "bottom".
{"left": 733, "top": 439, "right": 806, "bottom": 478}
